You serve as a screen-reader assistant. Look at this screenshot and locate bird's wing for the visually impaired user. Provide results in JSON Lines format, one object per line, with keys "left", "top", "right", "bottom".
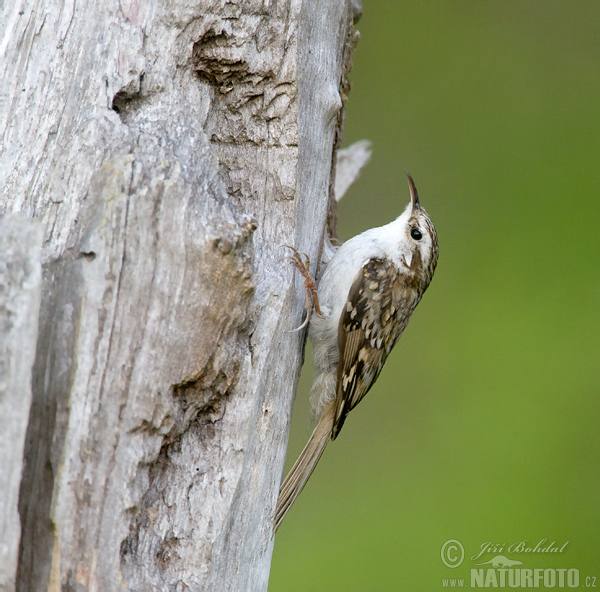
{"left": 333, "top": 257, "right": 418, "bottom": 439}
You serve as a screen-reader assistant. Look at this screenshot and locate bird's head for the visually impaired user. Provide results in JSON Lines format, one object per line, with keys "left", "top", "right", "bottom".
{"left": 400, "top": 173, "right": 439, "bottom": 289}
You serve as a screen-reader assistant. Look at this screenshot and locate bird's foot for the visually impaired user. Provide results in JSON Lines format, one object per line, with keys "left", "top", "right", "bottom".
{"left": 282, "top": 245, "right": 322, "bottom": 331}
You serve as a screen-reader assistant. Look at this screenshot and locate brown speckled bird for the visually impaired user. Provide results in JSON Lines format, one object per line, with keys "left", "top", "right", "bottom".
{"left": 274, "top": 174, "right": 439, "bottom": 531}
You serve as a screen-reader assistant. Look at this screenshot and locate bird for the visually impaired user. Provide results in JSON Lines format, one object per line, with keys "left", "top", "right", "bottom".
{"left": 274, "top": 173, "right": 439, "bottom": 531}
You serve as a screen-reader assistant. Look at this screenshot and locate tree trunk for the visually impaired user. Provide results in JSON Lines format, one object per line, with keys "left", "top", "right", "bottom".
{"left": 0, "top": 0, "right": 360, "bottom": 590}
{"left": 0, "top": 216, "right": 43, "bottom": 592}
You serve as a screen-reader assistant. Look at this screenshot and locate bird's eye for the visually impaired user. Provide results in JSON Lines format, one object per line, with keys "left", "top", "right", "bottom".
{"left": 410, "top": 227, "right": 422, "bottom": 241}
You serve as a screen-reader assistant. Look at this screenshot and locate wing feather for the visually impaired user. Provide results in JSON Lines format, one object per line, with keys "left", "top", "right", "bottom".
{"left": 332, "top": 258, "right": 420, "bottom": 438}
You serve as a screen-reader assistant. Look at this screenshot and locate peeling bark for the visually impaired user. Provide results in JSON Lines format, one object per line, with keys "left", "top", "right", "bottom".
{"left": 0, "top": 0, "right": 360, "bottom": 589}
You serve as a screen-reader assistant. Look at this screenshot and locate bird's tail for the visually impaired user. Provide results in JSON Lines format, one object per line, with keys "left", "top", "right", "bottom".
{"left": 273, "top": 401, "right": 335, "bottom": 532}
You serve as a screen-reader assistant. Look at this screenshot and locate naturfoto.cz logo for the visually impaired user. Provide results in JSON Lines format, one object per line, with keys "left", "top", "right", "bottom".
{"left": 440, "top": 538, "right": 596, "bottom": 589}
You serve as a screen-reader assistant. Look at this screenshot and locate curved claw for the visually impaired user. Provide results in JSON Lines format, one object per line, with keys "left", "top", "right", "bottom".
{"left": 281, "top": 245, "right": 310, "bottom": 269}
{"left": 289, "top": 309, "right": 311, "bottom": 333}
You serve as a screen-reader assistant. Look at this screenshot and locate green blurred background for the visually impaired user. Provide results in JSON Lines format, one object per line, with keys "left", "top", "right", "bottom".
{"left": 270, "top": 1, "right": 600, "bottom": 590}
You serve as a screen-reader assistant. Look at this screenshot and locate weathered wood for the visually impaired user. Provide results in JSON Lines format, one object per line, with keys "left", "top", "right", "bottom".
{"left": 0, "top": 215, "right": 43, "bottom": 592}
{"left": 335, "top": 140, "right": 372, "bottom": 203}
{"left": 0, "top": 0, "right": 360, "bottom": 589}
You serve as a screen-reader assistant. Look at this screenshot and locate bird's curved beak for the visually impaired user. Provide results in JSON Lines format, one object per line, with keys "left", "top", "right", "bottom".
{"left": 405, "top": 172, "right": 420, "bottom": 213}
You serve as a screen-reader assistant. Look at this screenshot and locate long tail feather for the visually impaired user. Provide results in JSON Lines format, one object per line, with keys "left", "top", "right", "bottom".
{"left": 274, "top": 402, "right": 335, "bottom": 532}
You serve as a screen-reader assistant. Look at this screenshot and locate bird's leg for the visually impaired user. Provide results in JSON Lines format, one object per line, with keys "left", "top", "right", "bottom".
{"left": 282, "top": 245, "right": 322, "bottom": 331}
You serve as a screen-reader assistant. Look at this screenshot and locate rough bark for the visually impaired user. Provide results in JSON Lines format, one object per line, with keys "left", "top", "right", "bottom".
{"left": 0, "top": 0, "right": 359, "bottom": 590}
